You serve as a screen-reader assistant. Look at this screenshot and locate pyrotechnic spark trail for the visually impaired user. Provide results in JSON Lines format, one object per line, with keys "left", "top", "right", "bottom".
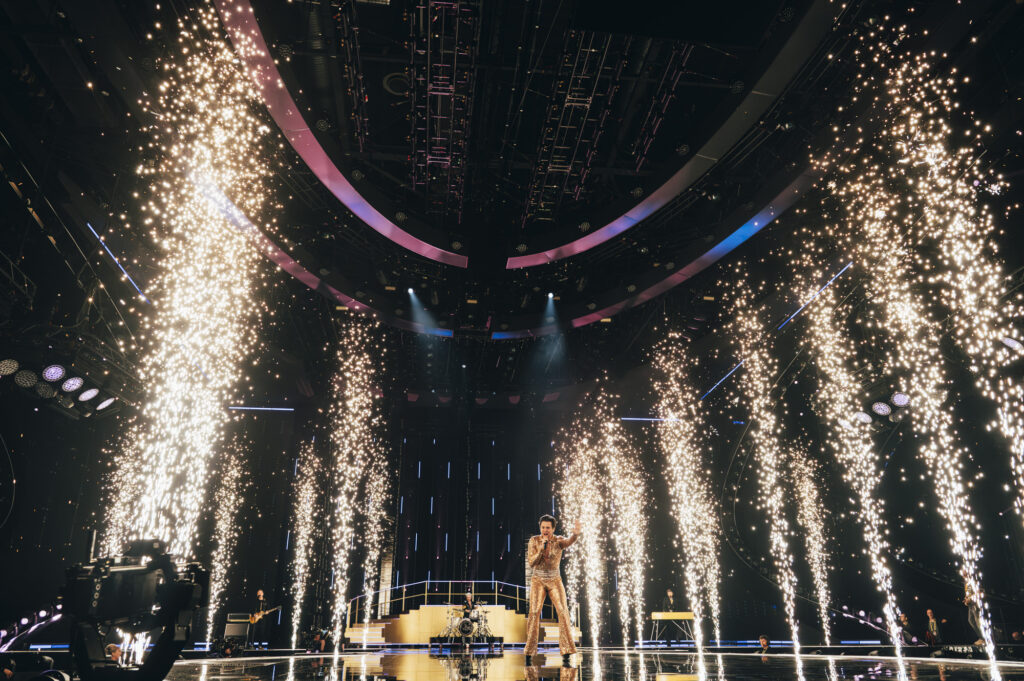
{"left": 810, "top": 37, "right": 1002, "bottom": 675}
{"left": 102, "top": 4, "right": 272, "bottom": 558}
{"left": 328, "top": 320, "right": 386, "bottom": 644}
{"left": 207, "top": 440, "right": 248, "bottom": 640}
{"left": 881, "top": 58, "right": 1024, "bottom": 525}
{"left": 359, "top": 444, "right": 392, "bottom": 646}
{"left": 559, "top": 387, "right": 649, "bottom": 649}
{"left": 804, "top": 286, "right": 905, "bottom": 675}
{"left": 290, "top": 439, "right": 322, "bottom": 648}
{"left": 789, "top": 450, "right": 832, "bottom": 646}
{"left": 728, "top": 293, "right": 802, "bottom": 675}
{"left": 598, "top": 401, "right": 648, "bottom": 649}
{"left": 557, "top": 415, "right": 606, "bottom": 647}
{"left": 652, "top": 333, "right": 723, "bottom": 657}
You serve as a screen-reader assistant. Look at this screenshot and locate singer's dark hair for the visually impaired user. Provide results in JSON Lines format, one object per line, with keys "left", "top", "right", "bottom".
{"left": 538, "top": 514, "right": 556, "bottom": 526}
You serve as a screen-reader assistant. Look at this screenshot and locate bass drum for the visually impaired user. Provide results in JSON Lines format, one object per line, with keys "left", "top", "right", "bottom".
{"left": 457, "top": 618, "right": 475, "bottom": 637}
{"left": 468, "top": 608, "right": 480, "bottom": 622}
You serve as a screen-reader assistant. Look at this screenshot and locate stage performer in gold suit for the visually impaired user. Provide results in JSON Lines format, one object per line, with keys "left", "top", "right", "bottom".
{"left": 524, "top": 514, "right": 581, "bottom": 667}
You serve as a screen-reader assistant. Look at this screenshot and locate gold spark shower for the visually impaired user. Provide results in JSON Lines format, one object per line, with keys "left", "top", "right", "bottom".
{"left": 805, "top": 285, "right": 905, "bottom": 674}
{"left": 102, "top": 4, "right": 272, "bottom": 558}
{"left": 881, "top": 58, "right": 1024, "bottom": 524}
{"left": 558, "top": 387, "right": 648, "bottom": 649}
{"left": 652, "top": 333, "right": 723, "bottom": 655}
{"left": 728, "top": 294, "right": 802, "bottom": 670}
{"left": 328, "top": 319, "right": 387, "bottom": 643}
{"left": 788, "top": 449, "right": 832, "bottom": 646}
{"left": 206, "top": 439, "right": 249, "bottom": 640}
{"left": 558, "top": 426, "right": 606, "bottom": 648}
{"left": 359, "top": 445, "right": 392, "bottom": 646}
{"left": 290, "top": 439, "right": 323, "bottom": 649}
{"left": 810, "top": 37, "right": 1003, "bottom": 674}
{"left": 599, "top": 408, "right": 649, "bottom": 649}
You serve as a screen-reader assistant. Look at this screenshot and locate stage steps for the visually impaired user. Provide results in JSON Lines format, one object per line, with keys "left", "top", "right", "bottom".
{"left": 347, "top": 621, "right": 387, "bottom": 645}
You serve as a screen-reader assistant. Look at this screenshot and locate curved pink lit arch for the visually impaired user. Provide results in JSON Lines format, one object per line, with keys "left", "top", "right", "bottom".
{"left": 215, "top": 0, "right": 468, "bottom": 268}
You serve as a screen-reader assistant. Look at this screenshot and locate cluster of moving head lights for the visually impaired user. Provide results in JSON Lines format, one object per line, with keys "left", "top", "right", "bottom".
{"left": 0, "top": 358, "right": 116, "bottom": 411}
{"left": 852, "top": 391, "right": 910, "bottom": 426}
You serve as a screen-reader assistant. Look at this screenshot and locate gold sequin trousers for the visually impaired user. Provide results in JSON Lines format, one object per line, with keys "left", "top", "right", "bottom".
{"left": 524, "top": 575, "right": 577, "bottom": 655}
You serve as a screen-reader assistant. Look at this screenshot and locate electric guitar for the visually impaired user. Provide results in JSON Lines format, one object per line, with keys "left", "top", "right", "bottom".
{"left": 249, "top": 605, "right": 281, "bottom": 624}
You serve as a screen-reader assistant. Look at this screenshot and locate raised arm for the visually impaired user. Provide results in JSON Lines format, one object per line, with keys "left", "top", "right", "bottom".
{"left": 561, "top": 519, "right": 583, "bottom": 547}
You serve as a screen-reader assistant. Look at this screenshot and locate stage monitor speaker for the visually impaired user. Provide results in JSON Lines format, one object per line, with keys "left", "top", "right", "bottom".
{"left": 223, "top": 622, "right": 249, "bottom": 639}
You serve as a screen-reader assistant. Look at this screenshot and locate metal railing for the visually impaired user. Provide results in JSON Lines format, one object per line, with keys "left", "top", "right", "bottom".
{"left": 346, "top": 579, "right": 580, "bottom": 630}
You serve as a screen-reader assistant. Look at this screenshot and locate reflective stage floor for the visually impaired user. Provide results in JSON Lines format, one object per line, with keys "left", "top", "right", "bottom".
{"left": 165, "top": 650, "right": 1024, "bottom": 681}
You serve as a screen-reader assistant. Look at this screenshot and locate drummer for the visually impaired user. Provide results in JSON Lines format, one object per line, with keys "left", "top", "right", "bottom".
{"left": 462, "top": 592, "right": 475, "bottom": 617}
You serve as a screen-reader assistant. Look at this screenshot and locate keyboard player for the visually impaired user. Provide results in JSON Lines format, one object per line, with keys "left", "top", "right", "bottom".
{"left": 659, "top": 588, "right": 679, "bottom": 644}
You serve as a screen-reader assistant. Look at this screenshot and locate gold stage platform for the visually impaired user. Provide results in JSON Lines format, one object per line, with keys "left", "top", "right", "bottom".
{"left": 345, "top": 581, "right": 581, "bottom": 646}
{"left": 347, "top": 604, "right": 580, "bottom": 646}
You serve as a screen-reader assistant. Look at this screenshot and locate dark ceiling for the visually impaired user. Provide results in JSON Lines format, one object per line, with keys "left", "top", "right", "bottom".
{"left": 1, "top": 0, "right": 1022, "bottom": 407}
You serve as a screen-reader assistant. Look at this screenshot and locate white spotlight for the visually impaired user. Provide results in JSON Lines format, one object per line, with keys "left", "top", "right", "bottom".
{"left": 62, "top": 377, "right": 84, "bottom": 392}
{"left": 408, "top": 288, "right": 414, "bottom": 294}
{"left": 547, "top": 292, "right": 554, "bottom": 299}
{"left": 43, "top": 365, "right": 66, "bottom": 382}
{"left": 97, "top": 397, "right": 116, "bottom": 410}
{"left": 79, "top": 388, "right": 99, "bottom": 402}
{"left": 853, "top": 411, "right": 872, "bottom": 424}
{"left": 871, "top": 402, "right": 892, "bottom": 416}
{"left": 891, "top": 392, "right": 910, "bottom": 407}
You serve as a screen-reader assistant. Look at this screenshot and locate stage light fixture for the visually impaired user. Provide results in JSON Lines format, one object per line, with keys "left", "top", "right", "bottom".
{"left": 97, "top": 397, "right": 116, "bottom": 410}
{"left": 35, "top": 384, "right": 56, "bottom": 399}
{"left": 79, "top": 388, "right": 99, "bottom": 402}
{"left": 853, "top": 411, "right": 872, "bottom": 424}
{"left": 57, "top": 395, "right": 74, "bottom": 408}
{"left": 871, "top": 402, "right": 892, "bottom": 416}
{"left": 0, "top": 359, "right": 18, "bottom": 376}
{"left": 408, "top": 288, "right": 414, "bottom": 294}
{"left": 61, "top": 377, "right": 84, "bottom": 392}
{"left": 548, "top": 292, "right": 554, "bottom": 299}
{"left": 1002, "top": 337, "right": 1023, "bottom": 351}
{"left": 43, "top": 365, "right": 66, "bottom": 382}
{"left": 14, "top": 370, "right": 38, "bottom": 388}
{"left": 891, "top": 392, "right": 910, "bottom": 407}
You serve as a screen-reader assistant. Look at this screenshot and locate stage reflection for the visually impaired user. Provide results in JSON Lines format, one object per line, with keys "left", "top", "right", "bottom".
{"left": 165, "top": 652, "right": 1024, "bottom": 681}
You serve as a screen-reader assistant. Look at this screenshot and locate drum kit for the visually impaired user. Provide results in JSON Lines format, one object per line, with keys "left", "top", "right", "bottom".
{"left": 440, "top": 606, "right": 493, "bottom": 640}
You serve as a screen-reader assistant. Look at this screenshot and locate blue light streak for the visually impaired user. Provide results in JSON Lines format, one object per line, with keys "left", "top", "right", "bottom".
{"left": 228, "top": 406, "right": 295, "bottom": 412}
{"left": 87, "top": 222, "right": 150, "bottom": 303}
{"left": 777, "top": 261, "right": 854, "bottom": 330}
{"left": 699, "top": 360, "right": 745, "bottom": 401}
{"left": 698, "top": 260, "right": 855, "bottom": 401}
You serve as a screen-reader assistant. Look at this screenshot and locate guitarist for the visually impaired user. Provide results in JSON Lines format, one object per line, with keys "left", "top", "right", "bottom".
{"left": 249, "top": 589, "right": 276, "bottom": 650}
